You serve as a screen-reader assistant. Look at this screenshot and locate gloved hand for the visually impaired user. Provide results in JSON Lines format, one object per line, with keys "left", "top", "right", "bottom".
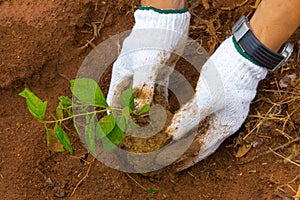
{"left": 166, "top": 36, "right": 268, "bottom": 171}
{"left": 106, "top": 7, "right": 190, "bottom": 110}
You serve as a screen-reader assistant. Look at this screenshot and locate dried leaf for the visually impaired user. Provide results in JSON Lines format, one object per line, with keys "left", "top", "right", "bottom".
{"left": 236, "top": 144, "right": 252, "bottom": 158}
{"left": 279, "top": 73, "right": 297, "bottom": 88}
{"left": 201, "top": 0, "right": 210, "bottom": 10}
{"left": 284, "top": 144, "right": 299, "bottom": 163}
{"left": 48, "top": 129, "right": 64, "bottom": 152}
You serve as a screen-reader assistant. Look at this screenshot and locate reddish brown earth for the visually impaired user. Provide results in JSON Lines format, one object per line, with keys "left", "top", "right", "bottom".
{"left": 0, "top": 0, "right": 300, "bottom": 199}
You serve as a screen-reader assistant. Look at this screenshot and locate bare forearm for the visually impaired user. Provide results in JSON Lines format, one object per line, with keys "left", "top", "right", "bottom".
{"left": 141, "top": 0, "right": 186, "bottom": 10}
{"left": 250, "top": 0, "right": 300, "bottom": 52}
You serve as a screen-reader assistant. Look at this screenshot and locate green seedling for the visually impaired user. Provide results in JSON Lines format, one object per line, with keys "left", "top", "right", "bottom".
{"left": 19, "top": 78, "right": 150, "bottom": 155}
{"left": 148, "top": 189, "right": 161, "bottom": 194}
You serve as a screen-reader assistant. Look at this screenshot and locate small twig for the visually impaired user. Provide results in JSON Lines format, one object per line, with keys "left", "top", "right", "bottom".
{"left": 187, "top": 171, "right": 195, "bottom": 179}
{"left": 80, "top": 36, "right": 96, "bottom": 49}
{"left": 98, "top": 4, "right": 110, "bottom": 35}
{"left": 70, "top": 153, "right": 90, "bottom": 164}
{"left": 80, "top": 3, "right": 109, "bottom": 49}
{"left": 169, "top": 179, "right": 176, "bottom": 184}
{"left": 95, "top": 0, "right": 99, "bottom": 11}
{"left": 58, "top": 73, "right": 71, "bottom": 82}
{"left": 251, "top": 0, "right": 262, "bottom": 9}
{"left": 275, "top": 77, "right": 283, "bottom": 97}
{"left": 243, "top": 120, "right": 263, "bottom": 140}
{"left": 221, "top": 0, "right": 249, "bottom": 10}
{"left": 126, "top": 174, "right": 147, "bottom": 191}
{"left": 70, "top": 159, "right": 95, "bottom": 197}
{"left": 277, "top": 175, "right": 300, "bottom": 195}
{"left": 294, "top": 185, "right": 300, "bottom": 200}
{"left": 35, "top": 168, "right": 50, "bottom": 182}
{"left": 261, "top": 89, "right": 300, "bottom": 96}
{"left": 275, "top": 129, "right": 294, "bottom": 141}
{"left": 92, "top": 23, "right": 99, "bottom": 38}
{"left": 273, "top": 194, "right": 292, "bottom": 200}
{"left": 86, "top": 38, "right": 97, "bottom": 48}
{"left": 235, "top": 137, "right": 300, "bottom": 165}
{"left": 270, "top": 148, "right": 300, "bottom": 168}
{"left": 287, "top": 184, "right": 298, "bottom": 194}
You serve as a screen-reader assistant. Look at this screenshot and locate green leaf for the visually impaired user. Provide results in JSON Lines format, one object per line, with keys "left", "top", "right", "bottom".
{"left": 44, "top": 125, "right": 51, "bottom": 147}
{"left": 139, "top": 104, "right": 150, "bottom": 115}
{"left": 102, "top": 125, "right": 125, "bottom": 152}
{"left": 96, "top": 114, "right": 116, "bottom": 139}
{"left": 148, "top": 189, "right": 161, "bottom": 194}
{"left": 56, "top": 102, "right": 64, "bottom": 120}
{"left": 122, "top": 106, "right": 131, "bottom": 122}
{"left": 54, "top": 124, "right": 73, "bottom": 154}
{"left": 19, "top": 88, "right": 48, "bottom": 121}
{"left": 72, "top": 106, "right": 88, "bottom": 137}
{"left": 59, "top": 96, "right": 72, "bottom": 106}
{"left": 115, "top": 114, "right": 127, "bottom": 132}
{"left": 129, "top": 118, "right": 137, "bottom": 131}
{"left": 120, "top": 85, "right": 134, "bottom": 110}
{"left": 85, "top": 115, "right": 96, "bottom": 155}
{"left": 65, "top": 107, "right": 72, "bottom": 117}
{"left": 59, "top": 96, "right": 73, "bottom": 117}
{"left": 73, "top": 117, "right": 81, "bottom": 137}
{"left": 70, "top": 78, "right": 108, "bottom": 108}
{"left": 101, "top": 113, "right": 128, "bottom": 151}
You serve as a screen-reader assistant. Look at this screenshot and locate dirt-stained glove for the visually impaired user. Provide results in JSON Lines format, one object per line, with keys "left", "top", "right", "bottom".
{"left": 166, "top": 36, "right": 268, "bottom": 171}
{"left": 106, "top": 7, "right": 190, "bottom": 110}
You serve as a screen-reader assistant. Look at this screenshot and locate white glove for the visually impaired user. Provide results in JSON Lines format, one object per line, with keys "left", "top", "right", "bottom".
{"left": 107, "top": 8, "right": 191, "bottom": 110}
{"left": 166, "top": 36, "right": 268, "bottom": 171}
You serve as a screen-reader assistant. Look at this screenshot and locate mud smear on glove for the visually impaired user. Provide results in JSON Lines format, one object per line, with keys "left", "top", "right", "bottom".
{"left": 171, "top": 116, "right": 211, "bottom": 172}
{"left": 122, "top": 48, "right": 182, "bottom": 153}
{"left": 117, "top": 84, "right": 211, "bottom": 175}
{"left": 120, "top": 85, "right": 174, "bottom": 153}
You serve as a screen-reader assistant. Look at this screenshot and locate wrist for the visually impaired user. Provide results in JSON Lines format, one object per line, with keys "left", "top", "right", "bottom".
{"left": 138, "top": 6, "right": 188, "bottom": 14}
{"left": 133, "top": 7, "right": 190, "bottom": 33}
{"left": 141, "top": 0, "right": 186, "bottom": 10}
{"left": 119, "top": 7, "right": 191, "bottom": 60}
{"left": 249, "top": 16, "right": 284, "bottom": 52}
{"left": 249, "top": 0, "right": 300, "bottom": 52}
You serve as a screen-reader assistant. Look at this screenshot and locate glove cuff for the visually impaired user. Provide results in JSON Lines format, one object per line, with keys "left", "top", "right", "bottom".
{"left": 133, "top": 7, "right": 191, "bottom": 35}
{"left": 119, "top": 7, "right": 191, "bottom": 61}
{"left": 232, "top": 36, "right": 259, "bottom": 66}
{"left": 208, "top": 36, "right": 268, "bottom": 91}
{"left": 229, "top": 36, "right": 268, "bottom": 81}
{"left": 138, "top": 6, "right": 188, "bottom": 14}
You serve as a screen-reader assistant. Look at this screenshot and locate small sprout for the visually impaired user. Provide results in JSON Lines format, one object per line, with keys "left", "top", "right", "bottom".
{"left": 148, "top": 189, "right": 161, "bottom": 194}
{"left": 19, "top": 78, "right": 151, "bottom": 154}
{"left": 139, "top": 104, "right": 150, "bottom": 115}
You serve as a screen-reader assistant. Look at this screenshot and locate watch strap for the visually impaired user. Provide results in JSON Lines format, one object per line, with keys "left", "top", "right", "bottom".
{"left": 232, "top": 16, "right": 293, "bottom": 71}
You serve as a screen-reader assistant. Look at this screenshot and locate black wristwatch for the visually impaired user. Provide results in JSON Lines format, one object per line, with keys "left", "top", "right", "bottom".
{"left": 232, "top": 16, "right": 293, "bottom": 71}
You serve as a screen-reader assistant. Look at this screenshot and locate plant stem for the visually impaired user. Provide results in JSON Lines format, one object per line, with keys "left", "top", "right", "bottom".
{"left": 43, "top": 110, "right": 108, "bottom": 124}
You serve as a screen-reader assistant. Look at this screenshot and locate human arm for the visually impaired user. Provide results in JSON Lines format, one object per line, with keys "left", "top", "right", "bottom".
{"left": 166, "top": 0, "right": 300, "bottom": 171}
{"left": 141, "top": 0, "right": 186, "bottom": 10}
{"left": 250, "top": 0, "right": 300, "bottom": 52}
{"left": 107, "top": 0, "right": 189, "bottom": 110}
